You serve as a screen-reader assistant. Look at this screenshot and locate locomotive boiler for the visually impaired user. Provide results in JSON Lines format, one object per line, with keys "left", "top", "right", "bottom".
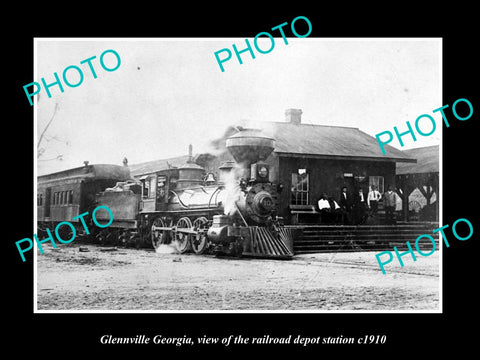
{"left": 93, "top": 128, "right": 294, "bottom": 259}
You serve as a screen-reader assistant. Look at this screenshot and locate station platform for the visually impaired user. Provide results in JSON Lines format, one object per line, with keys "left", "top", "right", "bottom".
{"left": 286, "top": 222, "right": 440, "bottom": 254}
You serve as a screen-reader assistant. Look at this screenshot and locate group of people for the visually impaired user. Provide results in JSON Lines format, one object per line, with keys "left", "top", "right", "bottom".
{"left": 317, "top": 185, "right": 398, "bottom": 224}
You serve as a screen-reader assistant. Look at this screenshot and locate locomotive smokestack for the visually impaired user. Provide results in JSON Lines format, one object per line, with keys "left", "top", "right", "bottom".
{"left": 225, "top": 128, "right": 275, "bottom": 166}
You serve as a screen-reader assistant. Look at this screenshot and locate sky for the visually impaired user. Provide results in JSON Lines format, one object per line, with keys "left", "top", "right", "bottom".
{"left": 35, "top": 38, "right": 442, "bottom": 176}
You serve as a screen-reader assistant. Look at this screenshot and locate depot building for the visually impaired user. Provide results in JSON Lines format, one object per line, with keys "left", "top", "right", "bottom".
{"left": 130, "top": 109, "right": 416, "bottom": 224}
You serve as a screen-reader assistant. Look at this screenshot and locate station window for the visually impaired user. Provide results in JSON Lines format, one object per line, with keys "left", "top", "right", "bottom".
{"left": 37, "top": 194, "right": 43, "bottom": 206}
{"left": 53, "top": 192, "right": 58, "bottom": 205}
{"left": 369, "top": 176, "right": 384, "bottom": 193}
{"left": 291, "top": 170, "right": 309, "bottom": 205}
{"left": 69, "top": 190, "right": 74, "bottom": 204}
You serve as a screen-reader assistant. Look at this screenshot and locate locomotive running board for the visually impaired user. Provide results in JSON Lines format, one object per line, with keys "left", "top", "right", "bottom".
{"left": 242, "top": 226, "right": 294, "bottom": 260}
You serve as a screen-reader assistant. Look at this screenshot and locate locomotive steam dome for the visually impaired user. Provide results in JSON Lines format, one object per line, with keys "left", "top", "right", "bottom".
{"left": 225, "top": 128, "right": 275, "bottom": 165}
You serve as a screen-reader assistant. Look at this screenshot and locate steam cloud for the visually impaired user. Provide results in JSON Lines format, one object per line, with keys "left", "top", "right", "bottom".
{"left": 222, "top": 162, "right": 247, "bottom": 216}
{"left": 154, "top": 240, "right": 180, "bottom": 254}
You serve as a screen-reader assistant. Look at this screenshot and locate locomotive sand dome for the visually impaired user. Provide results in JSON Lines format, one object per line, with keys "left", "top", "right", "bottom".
{"left": 176, "top": 144, "right": 205, "bottom": 190}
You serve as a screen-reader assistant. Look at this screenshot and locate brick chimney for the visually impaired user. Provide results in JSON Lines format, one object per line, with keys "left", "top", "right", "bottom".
{"left": 285, "top": 108, "right": 302, "bottom": 124}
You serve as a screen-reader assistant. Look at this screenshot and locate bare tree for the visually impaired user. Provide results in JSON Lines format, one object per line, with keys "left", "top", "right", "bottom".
{"left": 37, "top": 102, "right": 66, "bottom": 161}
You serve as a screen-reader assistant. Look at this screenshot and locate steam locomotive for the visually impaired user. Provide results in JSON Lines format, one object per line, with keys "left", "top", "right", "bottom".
{"left": 90, "top": 128, "right": 294, "bottom": 259}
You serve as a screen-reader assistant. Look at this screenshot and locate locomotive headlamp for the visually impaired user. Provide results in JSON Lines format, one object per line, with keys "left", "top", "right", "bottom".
{"left": 258, "top": 166, "right": 268, "bottom": 177}
{"left": 250, "top": 163, "right": 269, "bottom": 183}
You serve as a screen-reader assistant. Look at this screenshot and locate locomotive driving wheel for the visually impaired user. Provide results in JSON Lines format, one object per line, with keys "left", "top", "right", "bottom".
{"left": 174, "top": 217, "right": 192, "bottom": 254}
{"left": 191, "top": 216, "right": 209, "bottom": 254}
{"left": 151, "top": 217, "right": 168, "bottom": 250}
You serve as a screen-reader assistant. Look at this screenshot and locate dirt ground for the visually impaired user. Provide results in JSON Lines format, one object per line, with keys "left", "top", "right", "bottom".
{"left": 36, "top": 241, "right": 440, "bottom": 311}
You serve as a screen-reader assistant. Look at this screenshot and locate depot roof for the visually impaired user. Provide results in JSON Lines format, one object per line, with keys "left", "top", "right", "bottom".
{"left": 396, "top": 145, "right": 439, "bottom": 175}
{"left": 262, "top": 121, "right": 414, "bottom": 162}
{"left": 129, "top": 116, "right": 417, "bottom": 177}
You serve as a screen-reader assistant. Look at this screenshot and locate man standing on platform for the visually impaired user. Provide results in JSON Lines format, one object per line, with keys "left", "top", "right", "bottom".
{"left": 339, "top": 186, "right": 351, "bottom": 224}
{"left": 383, "top": 186, "right": 398, "bottom": 224}
{"left": 353, "top": 188, "right": 368, "bottom": 224}
{"left": 367, "top": 185, "right": 382, "bottom": 215}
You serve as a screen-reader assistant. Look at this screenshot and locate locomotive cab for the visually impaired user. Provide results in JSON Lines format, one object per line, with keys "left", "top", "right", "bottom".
{"left": 139, "top": 169, "right": 177, "bottom": 212}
